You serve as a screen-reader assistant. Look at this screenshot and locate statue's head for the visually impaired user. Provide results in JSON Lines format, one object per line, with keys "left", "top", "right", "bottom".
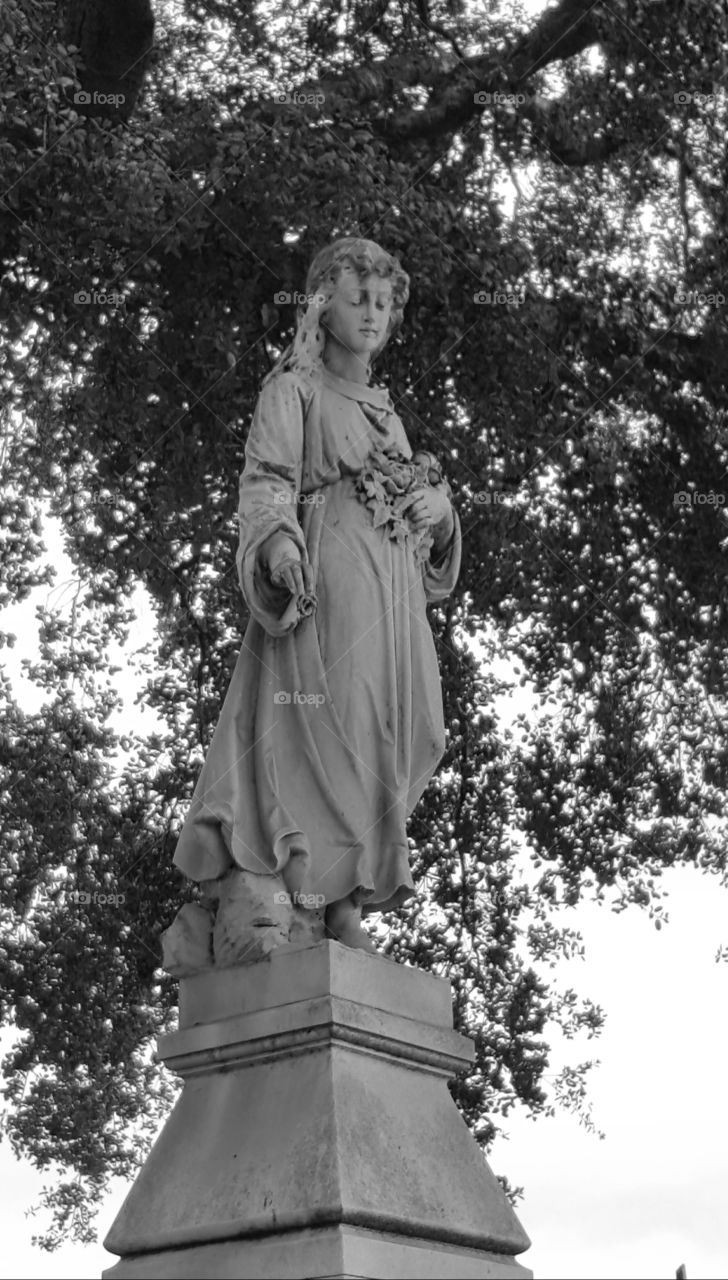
{"left": 305, "top": 237, "right": 410, "bottom": 362}
{"left": 265, "top": 237, "right": 410, "bottom": 385}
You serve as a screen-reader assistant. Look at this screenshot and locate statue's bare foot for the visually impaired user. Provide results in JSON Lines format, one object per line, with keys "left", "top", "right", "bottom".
{"left": 325, "top": 897, "right": 377, "bottom": 953}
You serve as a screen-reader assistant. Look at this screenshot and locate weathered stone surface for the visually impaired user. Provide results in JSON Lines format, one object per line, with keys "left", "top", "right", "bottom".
{"left": 210, "top": 867, "right": 324, "bottom": 967}
{"left": 289, "top": 898, "right": 326, "bottom": 947}
{"left": 176, "top": 936, "right": 451, "bottom": 1030}
{"left": 160, "top": 871, "right": 326, "bottom": 977}
{"left": 102, "top": 1224, "right": 531, "bottom": 1278}
{"left": 211, "top": 867, "right": 290, "bottom": 966}
{"left": 159, "top": 903, "right": 213, "bottom": 977}
{"left": 103, "top": 941, "right": 532, "bottom": 1279}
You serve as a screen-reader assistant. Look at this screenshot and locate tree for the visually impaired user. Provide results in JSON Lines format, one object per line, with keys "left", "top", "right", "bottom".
{"left": 1, "top": 0, "right": 727, "bottom": 1246}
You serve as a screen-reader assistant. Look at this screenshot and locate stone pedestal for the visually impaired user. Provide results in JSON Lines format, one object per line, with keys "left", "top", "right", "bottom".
{"left": 102, "top": 940, "right": 532, "bottom": 1279}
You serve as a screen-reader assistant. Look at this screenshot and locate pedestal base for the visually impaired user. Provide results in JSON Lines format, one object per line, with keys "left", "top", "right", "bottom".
{"left": 104, "top": 1224, "right": 530, "bottom": 1279}
{"left": 103, "top": 941, "right": 532, "bottom": 1279}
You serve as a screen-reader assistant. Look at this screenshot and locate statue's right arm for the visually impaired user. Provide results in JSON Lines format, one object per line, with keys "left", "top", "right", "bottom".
{"left": 236, "top": 372, "right": 313, "bottom": 636}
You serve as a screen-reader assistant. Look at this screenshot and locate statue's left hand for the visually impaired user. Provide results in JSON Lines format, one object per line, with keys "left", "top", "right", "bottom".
{"left": 401, "top": 486, "right": 454, "bottom": 541}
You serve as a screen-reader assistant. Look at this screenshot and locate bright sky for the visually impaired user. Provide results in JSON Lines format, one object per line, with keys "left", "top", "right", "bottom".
{"left": 2, "top": 521, "right": 727, "bottom": 1280}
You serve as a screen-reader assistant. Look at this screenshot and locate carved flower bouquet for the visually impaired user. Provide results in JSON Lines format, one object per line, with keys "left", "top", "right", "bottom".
{"left": 354, "top": 445, "right": 451, "bottom": 564}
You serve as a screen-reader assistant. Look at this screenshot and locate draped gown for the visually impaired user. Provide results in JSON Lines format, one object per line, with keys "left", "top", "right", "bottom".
{"left": 173, "top": 365, "right": 461, "bottom": 914}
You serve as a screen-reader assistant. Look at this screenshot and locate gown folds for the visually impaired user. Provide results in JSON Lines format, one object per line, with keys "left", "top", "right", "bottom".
{"left": 173, "top": 364, "right": 461, "bottom": 914}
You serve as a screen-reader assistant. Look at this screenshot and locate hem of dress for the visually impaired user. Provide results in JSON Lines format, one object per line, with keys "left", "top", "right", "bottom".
{"left": 360, "top": 881, "right": 414, "bottom": 916}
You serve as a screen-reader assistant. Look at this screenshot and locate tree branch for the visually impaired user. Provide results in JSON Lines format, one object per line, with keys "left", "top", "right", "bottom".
{"left": 311, "top": 0, "right": 673, "bottom": 172}
{"left": 508, "top": 0, "right": 603, "bottom": 80}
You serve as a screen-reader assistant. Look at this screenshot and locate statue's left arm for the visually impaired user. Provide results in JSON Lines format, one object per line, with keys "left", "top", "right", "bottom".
{"left": 386, "top": 409, "right": 462, "bottom": 601}
{"left": 423, "top": 505, "right": 462, "bottom": 601}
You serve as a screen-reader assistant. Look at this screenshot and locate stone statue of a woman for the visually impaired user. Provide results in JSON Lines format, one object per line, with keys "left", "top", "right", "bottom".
{"left": 169, "top": 236, "right": 461, "bottom": 967}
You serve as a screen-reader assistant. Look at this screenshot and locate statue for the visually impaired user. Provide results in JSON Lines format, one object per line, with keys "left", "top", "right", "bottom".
{"left": 163, "top": 236, "right": 462, "bottom": 973}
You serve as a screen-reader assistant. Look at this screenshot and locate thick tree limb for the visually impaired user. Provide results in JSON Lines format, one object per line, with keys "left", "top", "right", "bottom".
{"left": 313, "top": 0, "right": 605, "bottom": 134}
{"left": 508, "top": 0, "right": 603, "bottom": 81}
{"left": 305, "top": 0, "right": 669, "bottom": 169}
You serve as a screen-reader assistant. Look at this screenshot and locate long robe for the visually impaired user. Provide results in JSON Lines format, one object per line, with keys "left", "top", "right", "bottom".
{"left": 173, "top": 365, "right": 461, "bottom": 913}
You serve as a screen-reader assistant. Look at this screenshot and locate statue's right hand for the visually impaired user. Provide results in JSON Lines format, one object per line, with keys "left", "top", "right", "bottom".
{"left": 261, "top": 531, "right": 314, "bottom": 599}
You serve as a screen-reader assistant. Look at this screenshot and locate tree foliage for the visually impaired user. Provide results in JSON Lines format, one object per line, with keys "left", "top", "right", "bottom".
{"left": 1, "top": 0, "right": 727, "bottom": 1246}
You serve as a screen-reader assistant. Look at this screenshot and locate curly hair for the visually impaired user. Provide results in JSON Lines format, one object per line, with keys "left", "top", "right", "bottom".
{"left": 262, "top": 236, "right": 410, "bottom": 387}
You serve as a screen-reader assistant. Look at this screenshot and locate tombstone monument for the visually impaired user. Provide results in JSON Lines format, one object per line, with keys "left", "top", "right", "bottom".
{"left": 102, "top": 236, "right": 533, "bottom": 1279}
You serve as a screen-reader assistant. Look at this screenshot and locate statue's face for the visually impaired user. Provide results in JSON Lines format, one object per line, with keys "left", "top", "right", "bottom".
{"left": 322, "top": 266, "right": 394, "bottom": 364}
